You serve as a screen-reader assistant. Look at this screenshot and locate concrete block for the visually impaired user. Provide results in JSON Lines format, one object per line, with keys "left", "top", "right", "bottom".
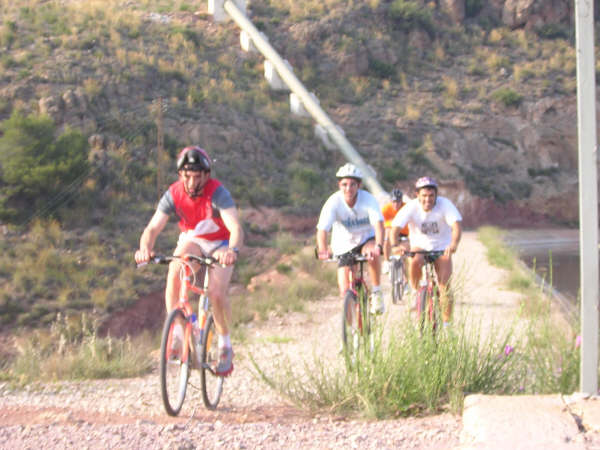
{"left": 240, "top": 30, "right": 267, "bottom": 53}
{"left": 208, "top": 0, "right": 246, "bottom": 22}
{"left": 264, "top": 59, "right": 292, "bottom": 91}
{"left": 290, "top": 92, "right": 319, "bottom": 118}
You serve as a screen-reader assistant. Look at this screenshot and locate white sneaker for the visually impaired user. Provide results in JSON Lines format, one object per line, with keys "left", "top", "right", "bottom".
{"left": 382, "top": 260, "right": 390, "bottom": 274}
{"left": 370, "top": 291, "right": 385, "bottom": 315}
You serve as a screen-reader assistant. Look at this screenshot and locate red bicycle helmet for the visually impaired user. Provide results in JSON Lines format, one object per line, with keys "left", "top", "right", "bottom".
{"left": 415, "top": 176, "right": 438, "bottom": 191}
{"left": 176, "top": 146, "right": 211, "bottom": 172}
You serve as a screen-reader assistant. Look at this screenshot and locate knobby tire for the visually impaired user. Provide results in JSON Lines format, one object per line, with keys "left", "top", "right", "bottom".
{"left": 342, "top": 290, "right": 360, "bottom": 362}
{"left": 391, "top": 259, "right": 405, "bottom": 304}
{"left": 160, "top": 308, "right": 190, "bottom": 416}
{"left": 200, "top": 313, "right": 224, "bottom": 409}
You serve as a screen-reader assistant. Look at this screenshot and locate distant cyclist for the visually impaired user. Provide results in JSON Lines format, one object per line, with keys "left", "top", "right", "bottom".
{"left": 381, "top": 188, "right": 409, "bottom": 273}
{"left": 134, "top": 146, "right": 244, "bottom": 376}
{"left": 391, "top": 176, "right": 462, "bottom": 326}
{"left": 316, "top": 163, "right": 386, "bottom": 315}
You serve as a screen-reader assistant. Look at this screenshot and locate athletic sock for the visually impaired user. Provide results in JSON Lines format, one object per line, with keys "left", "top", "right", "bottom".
{"left": 218, "top": 334, "right": 231, "bottom": 349}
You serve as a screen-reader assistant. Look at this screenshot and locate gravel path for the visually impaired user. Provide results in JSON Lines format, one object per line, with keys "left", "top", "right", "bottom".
{"left": 0, "top": 231, "right": 514, "bottom": 449}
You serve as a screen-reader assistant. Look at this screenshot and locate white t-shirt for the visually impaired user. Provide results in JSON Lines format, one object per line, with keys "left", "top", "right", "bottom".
{"left": 391, "top": 196, "right": 462, "bottom": 251}
{"left": 316, "top": 190, "right": 384, "bottom": 256}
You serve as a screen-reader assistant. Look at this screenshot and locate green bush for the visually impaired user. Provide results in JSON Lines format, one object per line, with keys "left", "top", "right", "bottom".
{"left": 536, "top": 24, "right": 570, "bottom": 40}
{"left": 369, "top": 58, "right": 396, "bottom": 79}
{"left": 465, "top": 0, "right": 484, "bottom": 18}
{"left": 491, "top": 88, "right": 523, "bottom": 108}
{"left": 0, "top": 111, "right": 89, "bottom": 223}
{"left": 388, "top": 0, "right": 434, "bottom": 34}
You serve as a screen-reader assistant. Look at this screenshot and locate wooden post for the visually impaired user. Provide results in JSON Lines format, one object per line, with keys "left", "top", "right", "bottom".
{"left": 155, "top": 98, "right": 165, "bottom": 200}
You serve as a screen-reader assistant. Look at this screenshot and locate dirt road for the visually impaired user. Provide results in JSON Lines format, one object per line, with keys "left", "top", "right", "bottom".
{"left": 0, "top": 231, "right": 521, "bottom": 449}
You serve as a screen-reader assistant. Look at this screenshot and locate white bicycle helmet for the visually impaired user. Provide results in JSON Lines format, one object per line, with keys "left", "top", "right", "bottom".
{"left": 415, "top": 176, "right": 438, "bottom": 191}
{"left": 335, "top": 163, "right": 363, "bottom": 180}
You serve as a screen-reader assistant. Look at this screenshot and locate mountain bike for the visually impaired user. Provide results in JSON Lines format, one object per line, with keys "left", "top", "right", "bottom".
{"left": 340, "top": 253, "right": 373, "bottom": 363}
{"left": 139, "top": 254, "right": 224, "bottom": 415}
{"left": 316, "top": 252, "right": 372, "bottom": 361}
{"left": 406, "top": 250, "right": 444, "bottom": 332}
{"left": 389, "top": 253, "right": 407, "bottom": 304}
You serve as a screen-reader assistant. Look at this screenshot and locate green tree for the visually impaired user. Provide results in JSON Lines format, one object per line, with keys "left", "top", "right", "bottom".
{"left": 0, "top": 111, "right": 89, "bottom": 223}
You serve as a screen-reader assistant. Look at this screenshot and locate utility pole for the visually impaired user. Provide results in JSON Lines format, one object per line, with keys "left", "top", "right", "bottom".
{"left": 575, "top": 0, "right": 598, "bottom": 394}
{"left": 155, "top": 97, "right": 165, "bottom": 200}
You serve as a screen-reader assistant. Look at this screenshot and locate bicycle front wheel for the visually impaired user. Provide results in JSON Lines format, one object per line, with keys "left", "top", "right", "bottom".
{"left": 416, "top": 287, "right": 428, "bottom": 330}
{"left": 160, "top": 308, "right": 190, "bottom": 416}
{"left": 342, "top": 290, "right": 361, "bottom": 359}
{"left": 200, "top": 313, "right": 224, "bottom": 409}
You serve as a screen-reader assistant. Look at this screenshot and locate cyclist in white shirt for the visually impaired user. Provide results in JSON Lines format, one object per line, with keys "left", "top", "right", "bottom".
{"left": 316, "top": 163, "right": 386, "bottom": 315}
{"left": 390, "top": 176, "right": 462, "bottom": 325}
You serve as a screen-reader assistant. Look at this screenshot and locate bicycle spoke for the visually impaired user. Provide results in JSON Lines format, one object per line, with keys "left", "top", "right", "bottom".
{"left": 200, "top": 314, "right": 224, "bottom": 409}
{"left": 160, "top": 309, "right": 190, "bottom": 416}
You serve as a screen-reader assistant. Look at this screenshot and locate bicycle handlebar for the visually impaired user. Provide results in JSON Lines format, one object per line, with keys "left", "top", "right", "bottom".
{"left": 316, "top": 253, "right": 369, "bottom": 264}
{"left": 404, "top": 250, "right": 444, "bottom": 257}
{"left": 137, "top": 254, "right": 219, "bottom": 268}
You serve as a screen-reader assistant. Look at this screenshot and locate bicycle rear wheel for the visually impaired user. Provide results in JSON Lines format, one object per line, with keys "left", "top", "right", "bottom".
{"left": 391, "top": 259, "right": 405, "bottom": 304}
{"left": 160, "top": 308, "right": 190, "bottom": 416}
{"left": 200, "top": 313, "right": 224, "bottom": 409}
{"left": 342, "top": 290, "right": 360, "bottom": 360}
{"left": 416, "top": 287, "right": 428, "bottom": 331}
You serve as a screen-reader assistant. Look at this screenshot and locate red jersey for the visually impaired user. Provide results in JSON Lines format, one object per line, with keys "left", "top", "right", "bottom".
{"left": 169, "top": 178, "right": 231, "bottom": 241}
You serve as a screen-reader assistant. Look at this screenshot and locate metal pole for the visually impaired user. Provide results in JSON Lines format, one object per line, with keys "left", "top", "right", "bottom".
{"left": 575, "top": 0, "right": 598, "bottom": 395}
{"left": 223, "top": 0, "right": 385, "bottom": 199}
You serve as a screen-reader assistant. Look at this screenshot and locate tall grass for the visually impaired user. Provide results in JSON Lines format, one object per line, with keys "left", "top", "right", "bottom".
{"left": 252, "top": 316, "right": 519, "bottom": 418}
{"left": 250, "top": 228, "right": 580, "bottom": 418}
{"left": 2, "top": 313, "right": 155, "bottom": 385}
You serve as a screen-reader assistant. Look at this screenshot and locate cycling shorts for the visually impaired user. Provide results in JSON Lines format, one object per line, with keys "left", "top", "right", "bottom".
{"left": 337, "top": 238, "right": 374, "bottom": 268}
{"left": 177, "top": 232, "right": 228, "bottom": 255}
{"left": 422, "top": 251, "right": 443, "bottom": 264}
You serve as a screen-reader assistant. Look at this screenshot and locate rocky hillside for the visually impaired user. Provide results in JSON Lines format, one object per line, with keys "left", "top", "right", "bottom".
{"left": 0, "top": 0, "right": 590, "bottom": 228}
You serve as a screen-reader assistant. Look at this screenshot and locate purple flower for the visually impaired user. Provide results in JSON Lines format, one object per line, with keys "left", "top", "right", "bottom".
{"left": 575, "top": 335, "right": 582, "bottom": 349}
{"left": 504, "top": 345, "right": 514, "bottom": 356}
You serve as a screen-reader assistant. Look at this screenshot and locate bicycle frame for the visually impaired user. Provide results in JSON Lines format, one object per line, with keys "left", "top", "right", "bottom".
{"left": 176, "top": 256, "right": 211, "bottom": 366}
{"left": 141, "top": 253, "right": 225, "bottom": 415}
{"left": 144, "top": 254, "right": 214, "bottom": 367}
{"left": 348, "top": 257, "right": 367, "bottom": 297}
{"left": 406, "top": 250, "right": 443, "bottom": 329}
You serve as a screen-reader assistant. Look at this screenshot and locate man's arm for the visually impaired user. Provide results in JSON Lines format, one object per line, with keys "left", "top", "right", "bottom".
{"left": 390, "top": 226, "right": 400, "bottom": 247}
{"left": 220, "top": 207, "right": 244, "bottom": 249}
{"left": 216, "top": 206, "right": 244, "bottom": 266}
{"left": 135, "top": 210, "right": 169, "bottom": 263}
{"left": 316, "top": 228, "right": 330, "bottom": 259}
{"left": 374, "top": 220, "right": 384, "bottom": 255}
{"left": 446, "top": 220, "right": 462, "bottom": 255}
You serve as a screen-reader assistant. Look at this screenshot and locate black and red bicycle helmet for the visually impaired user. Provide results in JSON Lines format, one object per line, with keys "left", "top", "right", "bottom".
{"left": 176, "top": 146, "right": 211, "bottom": 172}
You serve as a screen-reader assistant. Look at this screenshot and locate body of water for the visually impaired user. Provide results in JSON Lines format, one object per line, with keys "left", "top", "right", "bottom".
{"left": 504, "top": 229, "right": 580, "bottom": 303}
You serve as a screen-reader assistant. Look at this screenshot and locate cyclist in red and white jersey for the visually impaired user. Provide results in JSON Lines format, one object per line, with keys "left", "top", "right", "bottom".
{"left": 390, "top": 176, "right": 462, "bottom": 325}
{"left": 134, "top": 146, "right": 243, "bottom": 376}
